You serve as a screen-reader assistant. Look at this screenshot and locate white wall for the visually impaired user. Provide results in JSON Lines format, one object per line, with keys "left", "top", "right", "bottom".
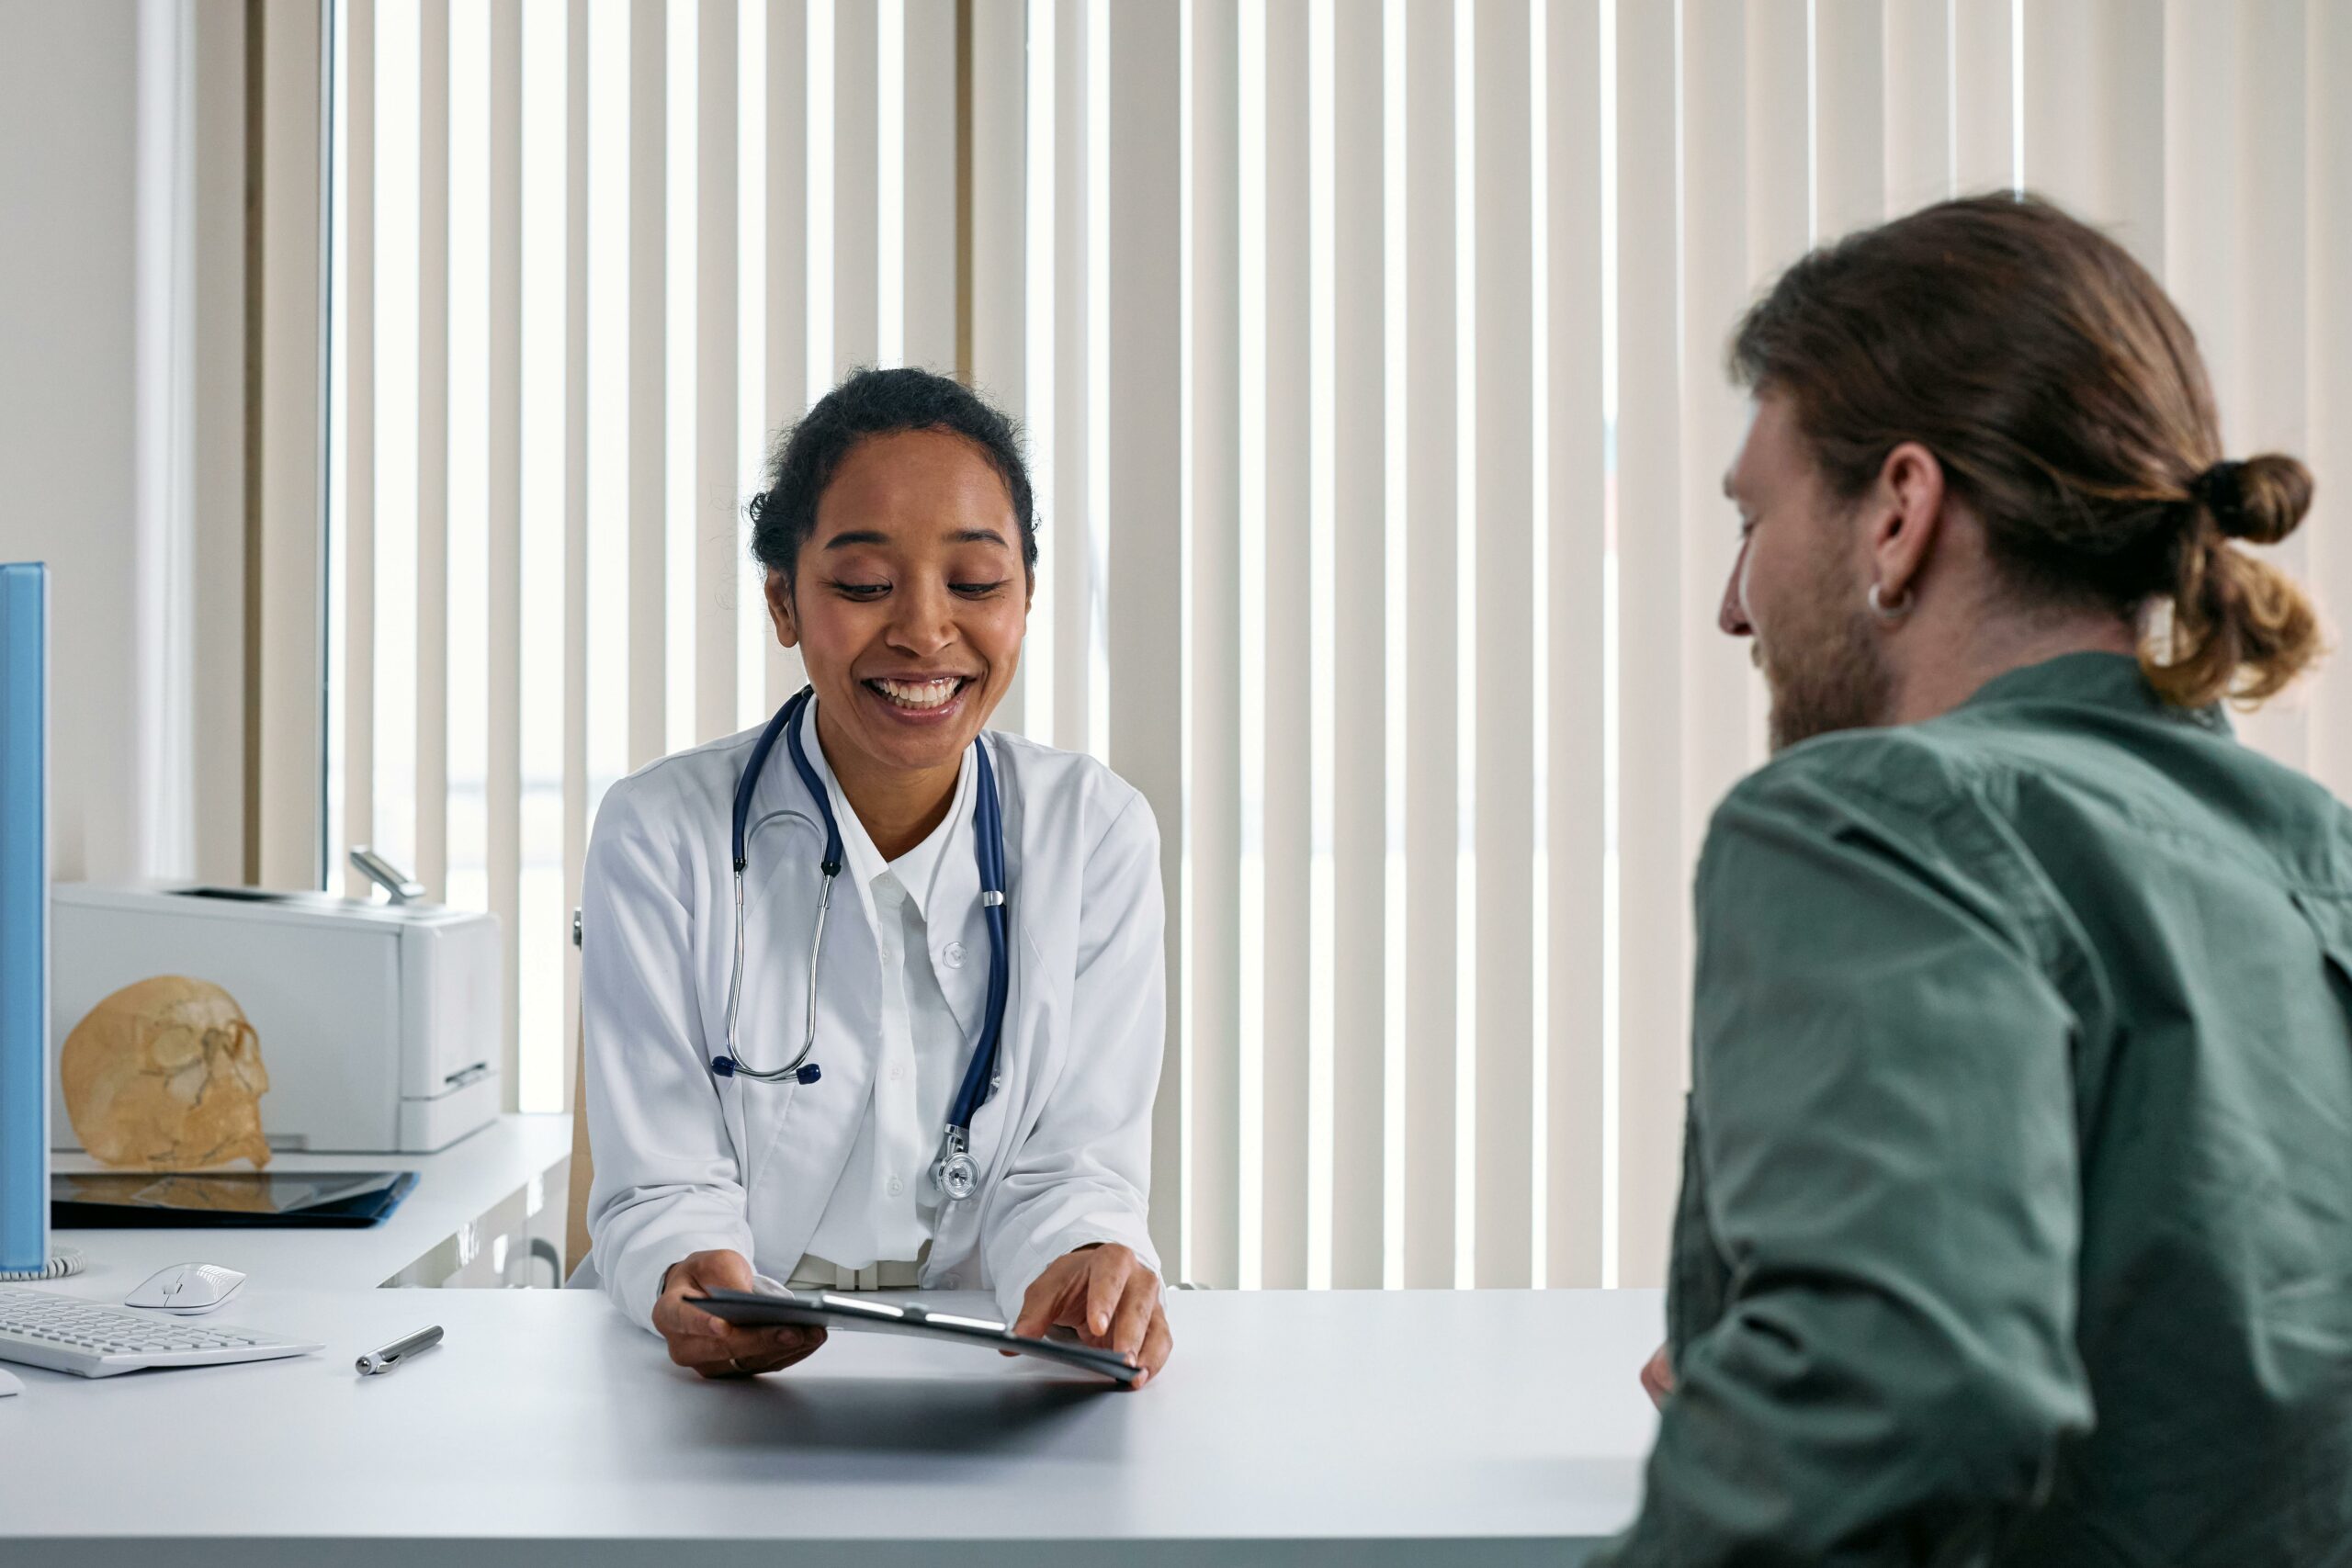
{"left": 0, "top": 0, "right": 243, "bottom": 886}
{"left": 0, "top": 0, "right": 141, "bottom": 886}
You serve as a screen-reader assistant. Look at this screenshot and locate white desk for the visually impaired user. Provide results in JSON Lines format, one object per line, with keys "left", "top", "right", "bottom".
{"left": 49, "top": 1113, "right": 575, "bottom": 1292}
{"left": 0, "top": 1284, "right": 1662, "bottom": 1566}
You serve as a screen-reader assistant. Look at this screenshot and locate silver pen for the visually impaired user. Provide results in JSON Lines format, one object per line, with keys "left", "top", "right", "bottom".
{"left": 356, "top": 1324, "right": 445, "bottom": 1376}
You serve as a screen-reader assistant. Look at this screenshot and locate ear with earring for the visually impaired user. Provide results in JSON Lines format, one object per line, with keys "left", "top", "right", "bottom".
{"left": 1868, "top": 582, "right": 1914, "bottom": 621}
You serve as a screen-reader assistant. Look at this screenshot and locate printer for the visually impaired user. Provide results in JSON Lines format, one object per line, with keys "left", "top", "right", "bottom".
{"left": 49, "top": 882, "right": 501, "bottom": 1154}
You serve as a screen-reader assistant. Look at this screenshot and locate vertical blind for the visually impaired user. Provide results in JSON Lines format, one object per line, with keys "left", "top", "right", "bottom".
{"left": 320, "top": 0, "right": 2352, "bottom": 1292}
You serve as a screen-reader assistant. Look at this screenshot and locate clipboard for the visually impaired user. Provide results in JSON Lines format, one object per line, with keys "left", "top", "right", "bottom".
{"left": 687, "top": 1286, "right": 1142, "bottom": 1386}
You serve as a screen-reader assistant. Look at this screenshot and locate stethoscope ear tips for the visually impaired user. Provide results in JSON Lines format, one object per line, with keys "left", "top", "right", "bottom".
{"left": 794, "top": 1063, "right": 822, "bottom": 1086}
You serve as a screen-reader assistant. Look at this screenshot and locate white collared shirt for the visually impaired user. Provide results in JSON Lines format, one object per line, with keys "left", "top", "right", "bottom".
{"left": 800, "top": 739, "right": 978, "bottom": 1269}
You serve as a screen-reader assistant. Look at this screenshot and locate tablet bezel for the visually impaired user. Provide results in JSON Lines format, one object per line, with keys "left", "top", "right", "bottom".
{"left": 686, "top": 1286, "right": 1143, "bottom": 1386}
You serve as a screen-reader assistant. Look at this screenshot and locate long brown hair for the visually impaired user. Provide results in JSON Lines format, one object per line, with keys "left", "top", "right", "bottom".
{"left": 1728, "top": 193, "right": 2323, "bottom": 707}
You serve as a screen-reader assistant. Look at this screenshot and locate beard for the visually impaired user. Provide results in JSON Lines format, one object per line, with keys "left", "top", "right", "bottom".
{"left": 1757, "top": 563, "right": 1894, "bottom": 753}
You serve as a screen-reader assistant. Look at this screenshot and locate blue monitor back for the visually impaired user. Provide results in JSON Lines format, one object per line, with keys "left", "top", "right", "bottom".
{"left": 0, "top": 563, "right": 47, "bottom": 1274}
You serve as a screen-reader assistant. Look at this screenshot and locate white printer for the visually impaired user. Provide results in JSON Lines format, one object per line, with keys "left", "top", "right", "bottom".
{"left": 48, "top": 881, "right": 501, "bottom": 1154}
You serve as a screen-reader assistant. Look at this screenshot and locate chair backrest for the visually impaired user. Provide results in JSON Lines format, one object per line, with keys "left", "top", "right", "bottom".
{"left": 565, "top": 1009, "right": 594, "bottom": 1280}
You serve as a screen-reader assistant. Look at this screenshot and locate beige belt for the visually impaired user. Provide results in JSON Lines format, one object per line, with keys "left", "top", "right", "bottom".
{"left": 787, "top": 1251, "right": 925, "bottom": 1292}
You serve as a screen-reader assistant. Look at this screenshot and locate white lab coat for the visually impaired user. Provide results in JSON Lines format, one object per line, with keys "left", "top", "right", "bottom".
{"left": 578, "top": 715, "right": 1166, "bottom": 1333}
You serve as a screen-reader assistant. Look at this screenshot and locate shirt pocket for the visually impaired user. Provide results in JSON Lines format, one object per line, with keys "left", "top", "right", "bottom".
{"left": 2291, "top": 889, "right": 2352, "bottom": 994}
{"left": 1666, "top": 1093, "right": 1731, "bottom": 1359}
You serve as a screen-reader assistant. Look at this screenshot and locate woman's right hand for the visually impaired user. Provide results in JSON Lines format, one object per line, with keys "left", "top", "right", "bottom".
{"left": 651, "top": 1248, "right": 827, "bottom": 1379}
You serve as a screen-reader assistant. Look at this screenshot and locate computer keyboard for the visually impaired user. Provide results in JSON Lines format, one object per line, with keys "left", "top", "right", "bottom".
{"left": 0, "top": 1284, "right": 320, "bottom": 1378}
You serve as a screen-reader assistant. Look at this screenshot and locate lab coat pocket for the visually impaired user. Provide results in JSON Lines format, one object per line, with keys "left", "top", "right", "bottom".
{"left": 967, "top": 923, "right": 1057, "bottom": 1190}
{"left": 713, "top": 1070, "right": 752, "bottom": 1179}
{"left": 741, "top": 1077, "right": 803, "bottom": 1199}
{"left": 732, "top": 865, "right": 824, "bottom": 1194}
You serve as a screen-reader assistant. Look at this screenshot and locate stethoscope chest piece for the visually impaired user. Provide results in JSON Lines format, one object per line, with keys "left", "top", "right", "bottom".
{"left": 936, "top": 1146, "right": 981, "bottom": 1203}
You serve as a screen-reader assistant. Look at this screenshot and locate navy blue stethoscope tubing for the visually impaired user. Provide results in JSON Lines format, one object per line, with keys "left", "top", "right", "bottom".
{"left": 718, "top": 685, "right": 1010, "bottom": 1144}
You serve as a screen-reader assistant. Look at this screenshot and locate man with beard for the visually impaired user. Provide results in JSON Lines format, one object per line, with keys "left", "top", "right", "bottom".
{"left": 1595, "top": 195, "right": 2352, "bottom": 1566}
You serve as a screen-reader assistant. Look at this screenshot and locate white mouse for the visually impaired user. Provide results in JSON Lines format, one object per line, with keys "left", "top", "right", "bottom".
{"left": 0, "top": 1365, "right": 21, "bottom": 1396}
{"left": 126, "top": 1262, "right": 247, "bottom": 1314}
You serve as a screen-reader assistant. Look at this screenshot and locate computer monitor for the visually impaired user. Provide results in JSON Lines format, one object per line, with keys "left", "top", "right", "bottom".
{"left": 0, "top": 562, "right": 49, "bottom": 1275}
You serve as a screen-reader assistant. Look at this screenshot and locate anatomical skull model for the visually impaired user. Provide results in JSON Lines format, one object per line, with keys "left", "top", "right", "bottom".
{"left": 60, "top": 976, "right": 273, "bottom": 1169}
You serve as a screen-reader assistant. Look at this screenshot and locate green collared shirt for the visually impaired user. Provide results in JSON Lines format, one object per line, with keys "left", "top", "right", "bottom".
{"left": 1598, "top": 653, "right": 2352, "bottom": 1567}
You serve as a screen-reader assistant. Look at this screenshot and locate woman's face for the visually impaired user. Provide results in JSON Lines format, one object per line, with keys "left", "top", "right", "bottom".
{"left": 766, "top": 428, "right": 1031, "bottom": 781}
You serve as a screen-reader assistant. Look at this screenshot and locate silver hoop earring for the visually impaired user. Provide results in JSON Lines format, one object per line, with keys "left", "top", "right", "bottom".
{"left": 1868, "top": 582, "right": 1914, "bottom": 622}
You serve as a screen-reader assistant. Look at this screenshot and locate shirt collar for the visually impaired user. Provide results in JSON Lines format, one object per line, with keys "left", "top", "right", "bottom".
{"left": 797, "top": 694, "right": 976, "bottom": 921}
{"left": 1956, "top": 650, "right": 2233, "bottom": 735}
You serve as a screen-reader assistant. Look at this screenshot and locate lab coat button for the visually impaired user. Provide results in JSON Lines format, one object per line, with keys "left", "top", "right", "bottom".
{"left": 942, "top": 941, "right": 966, "bottom": 968}
{"left": 888, "top": 1176, "right": 905, "bottom": 1197}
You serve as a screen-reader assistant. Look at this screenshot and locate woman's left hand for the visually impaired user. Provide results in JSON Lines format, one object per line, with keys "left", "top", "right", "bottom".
{"left": 1009, "top": 1242, "right": 1172, "bottom": 1388}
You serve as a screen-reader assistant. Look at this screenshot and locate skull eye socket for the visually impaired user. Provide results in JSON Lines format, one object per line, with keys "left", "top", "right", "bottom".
{"left": 149, "top": 1024, "right": 203, "bottom": 1069}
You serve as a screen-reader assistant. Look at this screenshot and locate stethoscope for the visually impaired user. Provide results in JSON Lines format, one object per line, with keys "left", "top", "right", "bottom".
{"left": 713, "top": 685, "right": 1011, "bottom": 1204}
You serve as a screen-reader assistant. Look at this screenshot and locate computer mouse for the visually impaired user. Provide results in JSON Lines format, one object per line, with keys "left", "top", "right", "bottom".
{"left": 126, "top": 1262, "right": 247, "bottom": 1314}
{"left": 0, "top": 1365, "right": 21, "bottom": 1396}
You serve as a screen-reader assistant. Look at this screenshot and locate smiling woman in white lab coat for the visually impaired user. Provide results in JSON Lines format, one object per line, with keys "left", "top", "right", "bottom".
{"left": 580, "top": 367, "right": 1171, "bottom": 1385}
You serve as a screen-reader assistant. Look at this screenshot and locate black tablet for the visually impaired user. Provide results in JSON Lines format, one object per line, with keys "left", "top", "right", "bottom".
{"left": 51, "top": 1168, "right": 420, "bottom": 1228}
{"left": 687, "top": 1286, "right": 1142, "bottom": 1386}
